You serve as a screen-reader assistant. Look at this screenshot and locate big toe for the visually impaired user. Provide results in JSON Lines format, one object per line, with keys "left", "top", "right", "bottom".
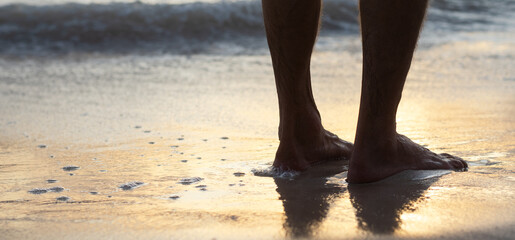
{"left": 440, "top": 153, "right": 467, "bottom": 169}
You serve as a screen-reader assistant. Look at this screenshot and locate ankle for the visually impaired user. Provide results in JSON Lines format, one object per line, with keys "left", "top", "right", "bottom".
{"left": 355, "top": 121, "right": 396, "bottom": 144}
{"left": 278, "top": 106, "right": 324, "bottom": 142}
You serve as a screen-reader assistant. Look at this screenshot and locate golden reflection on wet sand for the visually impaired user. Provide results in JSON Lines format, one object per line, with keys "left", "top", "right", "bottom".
{"left": 0, "top": 40, "right": 514, "bottom": 239}
{"left": 348, "top": 175, "right": 439, "bottom": 235}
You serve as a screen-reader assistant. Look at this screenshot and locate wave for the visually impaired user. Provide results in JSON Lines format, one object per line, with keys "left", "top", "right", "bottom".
{"left": 0, "top": 0, "right": 268, "bottom": 55}
{"left": 0, "top": 0, "right": 512, "bottom": 56}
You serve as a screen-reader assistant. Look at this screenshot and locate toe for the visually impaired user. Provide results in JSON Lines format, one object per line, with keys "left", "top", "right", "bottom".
{"left": 440, "top": 153, "right": 467, "bottom": 170}
{"left": 449, "top": 158, "right": 464, "bottom": 169}
{"left": 460, "top": 159, "right": 468, "bottom": 169}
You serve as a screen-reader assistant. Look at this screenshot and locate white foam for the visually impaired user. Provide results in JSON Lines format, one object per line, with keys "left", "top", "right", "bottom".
{"left": 251, "top": 167, "right": 299, "bottom": 179}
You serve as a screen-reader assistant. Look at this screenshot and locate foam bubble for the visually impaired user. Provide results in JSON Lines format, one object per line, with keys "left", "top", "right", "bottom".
{"left": 28, "top": 188, "right": 48, "bottom": 194}
{"left": 28, "top": 186, "right": 66, "bottom": 194}
{"left": 48, "top": 186, "right": 65, "bottom": 192}
{"left": 251, "top": 167, "right": 299, "bottom": 179}
{"left": 119, "top": 181, "right": 145, "bottom": 190}
{"left": 56, "top": 196, "right": 70, "bottom": 201}
{"left": 178, "top": 177, "right": 203, "bottom": 185}
{"left": 62, "top": 166, "right": 80, "bottom": 171}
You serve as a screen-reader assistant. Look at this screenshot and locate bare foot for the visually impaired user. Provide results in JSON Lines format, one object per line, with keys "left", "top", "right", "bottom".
{"left": 273, "top": 112, "right": 353, "bottom": 171}
{"left": 347, "top": 134, "right": 467, "bottom": 183}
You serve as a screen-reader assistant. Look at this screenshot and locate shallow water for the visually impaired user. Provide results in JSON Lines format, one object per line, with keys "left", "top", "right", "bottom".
{"left": 0, "top": 35, "right": 514, "bottom": 239}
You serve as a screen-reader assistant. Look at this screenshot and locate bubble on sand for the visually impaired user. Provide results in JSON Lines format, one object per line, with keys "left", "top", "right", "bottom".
{"left": 181, "top": 160, "right": 188, "bottom": 163}
{"left": 202, "top": 139, "right": 208, "bottom": 142}
{"left": 56, "top": 196, "right": 70, "bottom": 201}
{"left": 233, "top": 172, "right": 245, "bottom": 177}
{"left": 69, "top": 173, "right": 74, "bottom": 176}
{"left": 119, "top": 181, "right": 145, "bottom": 190}
{"left": 170, "top": 145, "right": 179, "bottom": 148}
{"left": 29, "top": 186, "right": 64, "bottom": 194}
{"left": 221, "top": 159, "right": 226, "bottom": 161}
{"left": 99, "top": 170, "right": 107, "bottom": 172}
{"left": 48, "top": 186, "right": 64, "bottom": 192}
{"left": 46, "top": 179, "right": 57, "bottom": 183}
{"left": 28, "top": 188, "right": 48, "bottom": 194}
{"left": 199, "top": 188, "right": 207, "bottom": 191}
{"left": 90, "top": 192, "right": 98, "bottom": 195}
{"left": 62, "top": 166, "right": 80, "bottom": 171}
{"left": 169, "top": 195, "right": 180, "bottom": 200}
{"left": 49, "top": 155, "right": 54, "bottom": 158}
{"left": 228, "top": 184, "right": 235, "bottom": 186}
{"left": 134, "top": 125, "right": 142, "bottom": 129}
{"left": 148, "top": 142, "right": 155, "bottom": 144}
{"left": 196, "top": 157, "right": 202, "bottom": 159}
{"left": 37, "top": 145, "right": 47, "bottom": 148}
{"left": 252, "top": 167, "right": 299, "bottom": 179}
{"left": 178, "top": 177, "right": 203, "bottom": 185}
{"left": 177, "top": 138, "right": 184, "bottom": 141}
{"left": 195, "top": 185, "right": 207, "bottom": 188}
{"left": 221, "top": 137, "right": 229, "bottom": 140}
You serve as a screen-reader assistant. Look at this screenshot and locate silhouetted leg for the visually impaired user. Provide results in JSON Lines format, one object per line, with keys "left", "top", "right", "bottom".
{"left": 262, "top": 0, "right": 352, "bottom": 170}
{"left": 347, "top": 0, "right": 467, "bottom": 183}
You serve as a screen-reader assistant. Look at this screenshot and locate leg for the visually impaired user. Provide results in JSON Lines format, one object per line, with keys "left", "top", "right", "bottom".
{"left": 347, "top": 0, "right": 467, "bottom": 183}
{"left": 262, "top": 0, "right": 352, "bottom": 170}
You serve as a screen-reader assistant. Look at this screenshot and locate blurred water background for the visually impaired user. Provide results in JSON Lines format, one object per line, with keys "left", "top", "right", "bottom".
{"left": 0, "top": 0, "right": 513, "bottom": 56}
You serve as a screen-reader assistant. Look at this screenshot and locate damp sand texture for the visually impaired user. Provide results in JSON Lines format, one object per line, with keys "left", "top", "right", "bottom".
{"left": 1, "top": 0, "right": 515, "bottom": 240}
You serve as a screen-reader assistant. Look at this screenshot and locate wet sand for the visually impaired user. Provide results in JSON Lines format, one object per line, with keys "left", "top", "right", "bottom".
{"left": 0, "top": 37, "right": 514, "bottom": 239}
